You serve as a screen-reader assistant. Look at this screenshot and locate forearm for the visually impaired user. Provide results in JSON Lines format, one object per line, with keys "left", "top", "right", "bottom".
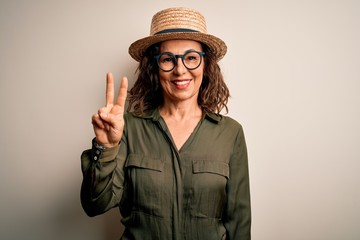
{"left": 80, "top": 144, "right": 123, "bottom": 217}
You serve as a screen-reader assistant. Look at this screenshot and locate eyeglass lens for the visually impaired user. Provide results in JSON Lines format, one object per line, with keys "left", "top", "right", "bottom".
{"left": 157, "top": 51, "right": 204, "bottom": 72}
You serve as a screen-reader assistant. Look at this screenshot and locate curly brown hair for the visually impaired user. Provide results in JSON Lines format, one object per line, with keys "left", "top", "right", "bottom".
{"left": 127, "top": 43, "right": 230, "bottom": 115}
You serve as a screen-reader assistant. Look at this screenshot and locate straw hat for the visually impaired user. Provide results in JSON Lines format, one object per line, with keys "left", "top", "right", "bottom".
{"left": 128, "top": 7, "right": 227, "bottom": 62}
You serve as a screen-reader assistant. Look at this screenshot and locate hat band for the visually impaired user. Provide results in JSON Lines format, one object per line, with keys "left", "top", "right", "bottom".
{"left": 155, "top": 28, "right": 199, "bottom": 35}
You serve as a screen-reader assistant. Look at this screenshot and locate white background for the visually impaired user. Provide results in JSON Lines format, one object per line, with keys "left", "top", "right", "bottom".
{"left": 1, "top": 0, "right": 359, "bottom": 239}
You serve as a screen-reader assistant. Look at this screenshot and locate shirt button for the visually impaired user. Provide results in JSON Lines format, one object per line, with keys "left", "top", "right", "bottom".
{"left": 95, "top": 150, "right": 101, "bottom": 155}
{"left": 94, "top": 156, "right": 98, "bottom": 161}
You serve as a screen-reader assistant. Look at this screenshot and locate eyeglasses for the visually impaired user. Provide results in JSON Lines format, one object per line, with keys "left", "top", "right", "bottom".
{"left": 154, "top": 50, "right": 205, "bottom": 72}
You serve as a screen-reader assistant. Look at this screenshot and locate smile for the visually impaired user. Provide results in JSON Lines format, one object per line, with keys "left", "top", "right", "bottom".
{"left": 172, "top": 79, "right": 191, "bottom": 87}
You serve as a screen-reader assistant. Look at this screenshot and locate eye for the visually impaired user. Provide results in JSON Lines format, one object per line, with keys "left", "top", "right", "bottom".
{"left": 161, "top": 57, "right": 173, "bottom": 63}
{"left": 185, "top": 53, "right": 199, "bottom": 61}
{"left": 159, "top": 53, "right": 175, "bottom": 63}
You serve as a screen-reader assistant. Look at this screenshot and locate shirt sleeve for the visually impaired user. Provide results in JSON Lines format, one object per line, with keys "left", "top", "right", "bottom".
{"left": 223, "top": 125, "right": 252, "bottom": 240}
{"left": 80, "top": 134, "right": 128, "bottom": 217}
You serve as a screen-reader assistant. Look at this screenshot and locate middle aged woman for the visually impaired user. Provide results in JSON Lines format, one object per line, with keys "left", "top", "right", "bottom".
{"left": 81, "top": 7, "right": 251, "bottom": 240}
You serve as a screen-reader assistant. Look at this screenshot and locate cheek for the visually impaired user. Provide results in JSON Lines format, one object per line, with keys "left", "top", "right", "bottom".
{"left": 158, "top": 69, "right": 170, "bottom": 81}
{"left": 193, "top": 68, "right": 204, "bottom": 82}
{"left": 195, "top": 63, "right": 205, "bottom": 77}
{"left": 158, "top": 72, "right": 172, "bottom": 90}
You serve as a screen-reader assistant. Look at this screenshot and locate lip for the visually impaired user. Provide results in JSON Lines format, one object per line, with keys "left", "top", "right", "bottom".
{"left": 171, "top": 79, "right": 192, "bottom": 89}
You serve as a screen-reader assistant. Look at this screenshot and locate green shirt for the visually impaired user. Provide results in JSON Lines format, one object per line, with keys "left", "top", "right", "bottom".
{"left": 81, "top": 108, "right": 251, "bottom": 240}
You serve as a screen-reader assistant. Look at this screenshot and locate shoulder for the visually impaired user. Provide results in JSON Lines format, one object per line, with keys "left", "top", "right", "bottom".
{"left": 124, "top": 112, "right": 137, "bottom": 120}
{"left": 124, "top": 112, "right": 148, "bottom": 124}
{"left": 220, "top": 115, "right": 243, "bottom": 128}
{"left": 206, "top": 112, "right": 243, "bottom": 130}
{"left": 204, "top": 113, "right": 246, "bottom": 142}
{"left": 220, "top": 115, "right": 245, "bottom": 139}
{"left": 124, "top": 109, "right": 159, "bottom": 120}
{"left": 123, "top": 110, "right": 159, "bottom": 129}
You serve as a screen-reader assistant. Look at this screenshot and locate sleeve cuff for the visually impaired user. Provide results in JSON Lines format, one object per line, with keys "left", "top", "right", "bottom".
{"left": 91, "top": 143, "right": 120, "bottom": 162}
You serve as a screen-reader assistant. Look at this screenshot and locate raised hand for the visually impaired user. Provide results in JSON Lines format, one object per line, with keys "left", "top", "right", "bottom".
{"left": 91, "top": 72, "right": 128, "bottom": 148}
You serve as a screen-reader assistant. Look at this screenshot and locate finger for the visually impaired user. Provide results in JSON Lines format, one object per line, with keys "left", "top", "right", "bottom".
{"left": 115, "top": 76, "right": 128, "bottom": 107}
{"left": 105, "top": 72, "right": 115, "bottom": 107}
{"left": 98, "top": 109, "right": 113, "bottom": 124}
{"left": 99, "top": 112, "right": 116, "bottom": 131}
{"left": 98, "top": 107, "right": 109, "bottom": 115}
{"left": 92, "top": 113, "right": 105, "bottom": 129}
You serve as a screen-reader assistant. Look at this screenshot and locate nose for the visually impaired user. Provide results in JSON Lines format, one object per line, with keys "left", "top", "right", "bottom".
{"left": 173, "top": 57, "right": 186, "bottom": 75}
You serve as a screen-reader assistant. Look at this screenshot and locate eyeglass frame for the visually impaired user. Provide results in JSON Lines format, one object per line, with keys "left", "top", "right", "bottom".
{"left": 154, "top": 50, "right": 206, "bottom": 72}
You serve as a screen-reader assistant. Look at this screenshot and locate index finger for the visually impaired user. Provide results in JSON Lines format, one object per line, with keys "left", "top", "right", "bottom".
{"left": 106, "top": 72, "right": 114, "bottom": 107}
{"left": 115, "top": 76, "right": 128, "bottom": 107}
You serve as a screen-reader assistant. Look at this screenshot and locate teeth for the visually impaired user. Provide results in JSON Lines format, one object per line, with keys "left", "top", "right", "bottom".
{"left": 174, "top": 80, "right": 190, "bottom": 86}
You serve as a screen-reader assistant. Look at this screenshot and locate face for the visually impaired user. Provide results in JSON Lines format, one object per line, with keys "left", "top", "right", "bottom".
{"left": 158, "top": 40, "right": 204, "bottom": 105}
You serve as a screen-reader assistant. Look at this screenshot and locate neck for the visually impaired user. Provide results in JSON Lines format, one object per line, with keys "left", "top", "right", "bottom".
{"left": 159, "top": 101, "right": 202, "bottom": 121}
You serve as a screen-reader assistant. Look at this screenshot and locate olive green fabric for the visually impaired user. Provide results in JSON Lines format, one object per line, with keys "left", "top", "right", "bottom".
{"left": 81, "top": 108, "right": 251, "bottom": 240}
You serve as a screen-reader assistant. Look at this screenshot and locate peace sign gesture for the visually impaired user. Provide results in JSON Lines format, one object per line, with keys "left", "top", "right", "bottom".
{"left": 91, "top": 72, "right": 128, "bottom": 148}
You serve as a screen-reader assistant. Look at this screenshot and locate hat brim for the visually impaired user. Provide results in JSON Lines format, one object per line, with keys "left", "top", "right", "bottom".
{"left": 128, "top": 32, "right": 227, "bottom": 62}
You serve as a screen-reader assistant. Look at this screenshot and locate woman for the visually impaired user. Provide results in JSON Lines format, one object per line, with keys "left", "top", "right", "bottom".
{"left": 81, "top": 7, "right": 251, "bottom": 240}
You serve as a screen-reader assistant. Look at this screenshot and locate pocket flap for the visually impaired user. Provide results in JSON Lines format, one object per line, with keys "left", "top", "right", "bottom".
{"left": 192, "top": 160, "right": 229, "bottom": 178}
{"left": 125, "top": 154, "right": 164, "bottom": 172}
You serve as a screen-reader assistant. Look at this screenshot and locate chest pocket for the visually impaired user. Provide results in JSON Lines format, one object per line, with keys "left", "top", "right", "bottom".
{"left": 125, "top": 154, "right": 165, "bottom": 172}
{"left": 191, "top": 160, "right": 229, "bottom": 219}
{"left": 124, "top": 154, "right": 165, "bottom": 216}
{"left": 192, "top": 160, "right": 229, "bottom": 178}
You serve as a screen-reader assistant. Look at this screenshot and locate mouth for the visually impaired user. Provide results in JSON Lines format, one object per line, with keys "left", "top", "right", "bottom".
{"left": 171, "top": 79, "right": 192, "bottom": 87}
